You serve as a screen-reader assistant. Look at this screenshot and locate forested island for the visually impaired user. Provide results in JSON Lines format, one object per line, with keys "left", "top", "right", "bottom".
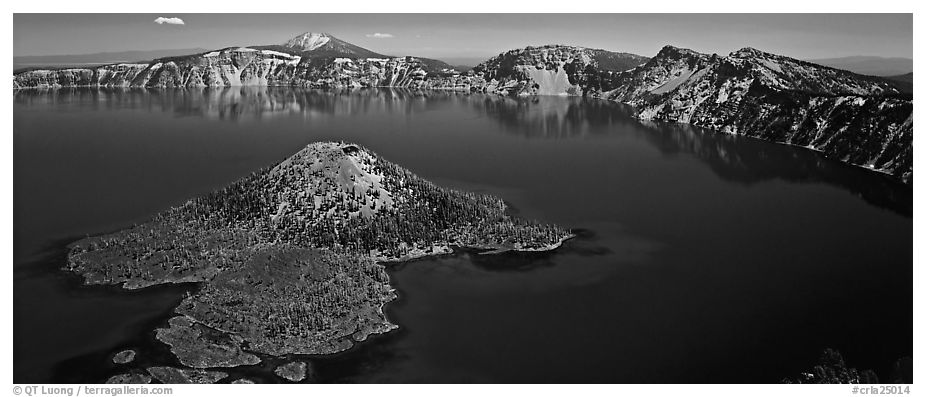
{"left": 66, "top": 141, "right": 573, "bottom": 382}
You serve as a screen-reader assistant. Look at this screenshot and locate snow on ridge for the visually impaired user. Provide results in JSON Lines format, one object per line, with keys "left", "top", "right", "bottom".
{"left": 517, "top": 65, "right": 576, "bottom": 96}
{"left": 650, "top": 68, "right": 698, "bottom": 95}
{"left": 260, "top": 49, "right": 297, "bottom": 59}
{"left": 759, "top": 59, "right": 783, "bottom": 74}
{"left": 284, "top": 32, "right": 332, "bottom": 51}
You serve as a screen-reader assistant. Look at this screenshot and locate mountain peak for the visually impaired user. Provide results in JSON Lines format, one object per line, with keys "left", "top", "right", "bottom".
{"left": 730, "top": 46, "right": 772, "bottom": 58}
{"left": 655, "top": 45, "right": 704, "bottom": 59}
{"left": 279, "top": 32, "right": 387, "bottom": 58}
{"left": 284, "top": 32, "right": 335, "bottom": 51}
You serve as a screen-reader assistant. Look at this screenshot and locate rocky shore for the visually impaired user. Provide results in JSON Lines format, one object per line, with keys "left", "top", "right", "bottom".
{"left": 63, "top": 141, "right": 572, "bottom": 382}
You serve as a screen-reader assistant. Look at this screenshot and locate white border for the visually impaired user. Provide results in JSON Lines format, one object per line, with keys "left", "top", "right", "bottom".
{"left": 3, "top": 2, "right": 920, "bottom": 396}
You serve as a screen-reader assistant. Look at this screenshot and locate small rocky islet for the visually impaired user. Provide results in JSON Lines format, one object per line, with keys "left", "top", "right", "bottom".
{"left": 111, "top": 349, "right": 136, "bottom": 364}
{"left": 274, "top": 361, "right": 311, "bottom": 382}
{"left": 65, "top": 141, "right": 572, "bottom": 383}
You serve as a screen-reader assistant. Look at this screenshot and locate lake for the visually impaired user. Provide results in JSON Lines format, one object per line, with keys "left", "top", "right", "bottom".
{"left": 13, "top": 87, "right": 912, "bottom": 383}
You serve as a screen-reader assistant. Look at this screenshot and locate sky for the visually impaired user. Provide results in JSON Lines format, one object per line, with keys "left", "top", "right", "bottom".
{"left": 13, "top": 14, "right": 913, "bottom": 62}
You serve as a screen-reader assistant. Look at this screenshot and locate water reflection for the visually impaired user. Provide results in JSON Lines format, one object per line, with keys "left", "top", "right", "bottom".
{"left": 14, "top": 87, "right": 911, "bottom": 384}
{"left": 13, "top": 87, "right": 912, "bottom": 216}
{"left": 633, "top": 121, "right": 912, "bottom": 216}
{"left": 14, "top": 87, "right": 459, "bottom": 121}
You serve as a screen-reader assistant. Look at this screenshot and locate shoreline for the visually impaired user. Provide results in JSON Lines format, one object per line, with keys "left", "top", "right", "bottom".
{"left": 58, "top": 221, "right": 575, "bottom": 368}
{"left": 13, "top": 85, "right": 909, "bottom": 184}
{"left": 364, "top": 231, "right": 576, "bottom": 344}
{"left": 628, "top": 108, "right": 911, "bottom": 184}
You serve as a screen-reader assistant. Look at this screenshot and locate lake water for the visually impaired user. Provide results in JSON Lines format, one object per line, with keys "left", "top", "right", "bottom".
{"left": 13, "top": 88, "right": 912, "bottom": 383}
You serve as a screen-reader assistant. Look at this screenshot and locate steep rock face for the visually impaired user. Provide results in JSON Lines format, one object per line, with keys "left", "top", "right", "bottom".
{"left": 13, "top": 49, "right": 437, "bottom": 89}
{"left": 291, "top": 57, "right": 431, "bottom": 88}
{"left": 13, "top": 48, "right": 303, "bottom": 88}
{"left": 12, "top": 63, "right": 150, "bottom": 89}
{"left": 471, "top": 45, "right": 649, "bottom": 96}
{"left": 599, "top": 46, "right": 912, "bottom": 181}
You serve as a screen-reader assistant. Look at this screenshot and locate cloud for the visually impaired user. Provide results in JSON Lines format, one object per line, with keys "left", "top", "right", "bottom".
{"left": 154, "top": 17, "right": 185, "bottom": 25}
{"left": 365, "top": 33, "right": 394, "bottom": 39}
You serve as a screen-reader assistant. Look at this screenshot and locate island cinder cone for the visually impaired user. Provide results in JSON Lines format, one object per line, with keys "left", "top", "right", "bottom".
{"left": 65, "top": 141, "right": 573, "bottom": 359}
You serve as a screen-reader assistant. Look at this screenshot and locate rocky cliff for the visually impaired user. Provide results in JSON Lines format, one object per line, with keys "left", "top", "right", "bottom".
{"left": 470, "top": 44, "right": 649, "bottom": 96}
{"left": 598, "top": 46, "right": 912, "bottom": 181}
{"left": 12, "top": 47, "right": 443, "bottom": 89}
{"left": 13, "top": 37, "right": 913, "bottom": 181}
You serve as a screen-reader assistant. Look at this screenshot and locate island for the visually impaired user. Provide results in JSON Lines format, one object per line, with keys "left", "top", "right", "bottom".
{"left": 111, "top": 349, "right": 137, "bottom": 364}
{"left": 64, "top": 141, "right": 573, "bottom": 380}
{"left": 274, "top": 361, "right": 310, "bottom": 382}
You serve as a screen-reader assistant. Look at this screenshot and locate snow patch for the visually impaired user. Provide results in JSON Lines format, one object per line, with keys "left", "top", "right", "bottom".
{"left": 651, "top": 68, "right": 697, "bottom": 95}
{"left": 260, "top": 50, "right": 297, "bottom": 59}
{"left": 518, "top": 66, "right": 576, "bottom": 96}
{"left": 284, "top": 32, "right": 331, "bottom": 51}
{"left": 759, "top": 59, "right": 783, "bottom": 74}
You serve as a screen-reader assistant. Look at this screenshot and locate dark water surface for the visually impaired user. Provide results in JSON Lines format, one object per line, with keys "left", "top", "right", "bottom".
{"left": 13, "top": 88, "right": 912, "bottom": 383}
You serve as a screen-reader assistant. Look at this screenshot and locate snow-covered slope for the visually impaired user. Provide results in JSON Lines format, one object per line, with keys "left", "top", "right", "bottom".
{"left": 598, "top": 45, "right": 912, "bottom": 181}
{"left": 281, "top": 32, "right": 387, "bottom": 59}
{"left": 284, "top": 32, "right": 332, "bottom": 51}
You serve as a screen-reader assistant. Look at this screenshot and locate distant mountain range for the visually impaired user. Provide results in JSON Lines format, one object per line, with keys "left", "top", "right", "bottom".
{"left": 17, "top": 44, "right": 912, "bottom": 78}
{"left": 806, "top": 56, "right": 913, "bottom": 77}
{"left": 13, "top": 48, "right": 209, "bottom": 71}
{"left": 11, "top": 32, "right": 913, "bottom": 182}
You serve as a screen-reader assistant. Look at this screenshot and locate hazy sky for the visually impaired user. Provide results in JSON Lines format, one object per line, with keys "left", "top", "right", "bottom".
{"left": 13, "top": 14, "right": 913, "bottom": 61}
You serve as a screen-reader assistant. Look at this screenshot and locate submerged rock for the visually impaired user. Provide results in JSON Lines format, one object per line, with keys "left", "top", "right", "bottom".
{"left": 146, "top": 366, "right": 227, "bottom": 384}
{"left": 274, "top": 361, "right": 310, "bottom": 382}
{"left": 112, "top": 349, "right": 136, "bottom": 364}
{"left": 105, "top": 373, "right": 151, "bottom": 384}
